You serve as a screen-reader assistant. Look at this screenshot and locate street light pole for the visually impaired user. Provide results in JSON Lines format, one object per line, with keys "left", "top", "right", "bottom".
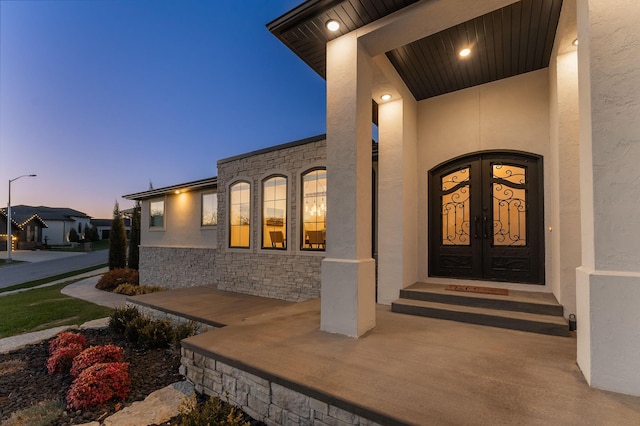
{"left": 6, "top": 174, "right": 37, "bottom": 263}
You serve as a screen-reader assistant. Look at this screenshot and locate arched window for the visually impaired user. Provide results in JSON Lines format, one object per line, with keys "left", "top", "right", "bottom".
{"left": 301, "top": 168, "right": 326, "bottom": 250}
{"left": 262, "top": 176, "right": 287, "bottom": 249}
{"left": 229, "top": 181, "right": 250, "bottom": 248}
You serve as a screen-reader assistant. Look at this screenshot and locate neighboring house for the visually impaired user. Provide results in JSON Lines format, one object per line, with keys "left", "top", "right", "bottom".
{"left": 124, "top": 0, "right": 640, "bottom": 397}
{"left": 0, "top": 210, "right": 24, "bottom": 251}
{"left": 90, "top": 218, "right": 131, "bottom": 240}
{"left": 6, "top": 206, "right": 91, "bottom": 245}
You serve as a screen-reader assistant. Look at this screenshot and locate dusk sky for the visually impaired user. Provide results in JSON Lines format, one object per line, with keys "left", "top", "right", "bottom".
{"left": 0, "top": 0, "right": 326, "bottom": 219}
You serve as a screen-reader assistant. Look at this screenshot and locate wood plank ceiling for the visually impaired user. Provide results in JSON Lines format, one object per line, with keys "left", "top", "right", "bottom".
{"left": 268, "top": 0, "right": 563, "bottom": 101}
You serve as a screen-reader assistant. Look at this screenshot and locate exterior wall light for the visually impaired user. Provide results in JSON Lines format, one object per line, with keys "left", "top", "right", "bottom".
{"left": 459, "top": 48, "right": 471, "bottom": 58}
{"left": 380, "top": 94, "right": 392, "bottom": 101}
{"left": 175, "top": 190, "right": 181, "bottom": 194}
{"left": 326, "top": 20, "right": 340, "bottom": 32}
{"left": 572, "top": 38, "right": 578, "bottom": 46}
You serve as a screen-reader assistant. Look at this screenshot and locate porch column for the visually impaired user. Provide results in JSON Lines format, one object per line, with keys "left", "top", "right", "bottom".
{"left": 377, "top": 98, "right": 418, "bottom": 304}
{"left": 321, "top": 32, "right": 376, "bottom": 337}
{"left": 576, "top": 0, "right": 640, "bottom": 396}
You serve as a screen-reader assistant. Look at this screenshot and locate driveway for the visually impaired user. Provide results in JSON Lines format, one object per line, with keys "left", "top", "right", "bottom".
{"left": 0, "top": 250, "right": 108, "bottom": 289}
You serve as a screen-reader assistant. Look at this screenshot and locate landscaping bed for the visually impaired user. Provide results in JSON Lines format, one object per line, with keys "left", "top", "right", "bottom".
{"left": 0, "top": 327, "right": 182, "bottom": 425}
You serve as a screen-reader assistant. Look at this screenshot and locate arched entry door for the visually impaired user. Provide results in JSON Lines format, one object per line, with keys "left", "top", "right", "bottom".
{"left": 428, "top": 151, "right": 544, "bottom": 284}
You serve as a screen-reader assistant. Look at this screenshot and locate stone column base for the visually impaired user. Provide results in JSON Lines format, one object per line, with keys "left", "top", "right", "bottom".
{"left": 576, "top": 266, "right": 640, "bottom": 396}
{"left": 321, "top": 258, "right": 376, "bottom": 337}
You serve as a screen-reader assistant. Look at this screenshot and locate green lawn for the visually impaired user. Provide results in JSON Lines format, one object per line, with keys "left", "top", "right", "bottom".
{"left": 0, "top": 280, "right": 113, "bottom": 338}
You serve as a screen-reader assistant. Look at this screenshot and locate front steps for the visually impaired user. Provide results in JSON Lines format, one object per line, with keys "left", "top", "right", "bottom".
{"left": 392, "top": 283, "right": 569, "bottom": 336}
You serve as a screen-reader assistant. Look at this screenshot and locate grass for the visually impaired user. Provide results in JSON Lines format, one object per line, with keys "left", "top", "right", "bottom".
{"left": 2, "top": 400, "right": 65, "bottom": 426}
{"left": 0, "top": 280, "right": 113, "bottom": 338}
{"left": 0, "top": 264, "right": 107, "bottom": 294}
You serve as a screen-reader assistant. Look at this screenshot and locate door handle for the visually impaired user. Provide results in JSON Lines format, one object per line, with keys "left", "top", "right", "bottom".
{"left": 473, "top": 216, "right": 480, "bottom": 239}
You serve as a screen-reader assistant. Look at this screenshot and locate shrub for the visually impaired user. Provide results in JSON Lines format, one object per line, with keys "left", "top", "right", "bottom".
{"left": 178, "top": 393, "right": 249, "bottom": 426}
{"left": 66, "top": 362, "right": 131, "bottom": 410}
{"left": 70, "top": 345, "right": 125, "bottom": 378}
{"left": 108, "top": 305, "right": 142, "bottom": 334}
{"left": 49, "top": 331, "right": 87, "bottom": 354}
{"left": 139, "top": 319, "right": 174, "bottom": 349}
{"left": 173, "top": 321, "right": 200, "bottom": 347}
{"left": 46, "top": 343, "right": 84, "bottom": 374}
{"left": 96, "top": 268, "right": 139, "bottom": 291}
{"left": 113, "top": 283, "right": 165, "bottom": 295}
{"left": 123, "top": 315, "right": 152, "bottom": 345}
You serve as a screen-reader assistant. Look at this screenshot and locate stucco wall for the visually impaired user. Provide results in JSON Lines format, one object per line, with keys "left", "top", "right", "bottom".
{"left": 416, "top": 69, "right": 552, "bottom": 288}
{"left": 140, "top": 190, "right": 217, "bottom": 249}
{"left": 548, "top": 0, "right": 581, "bottom": 316}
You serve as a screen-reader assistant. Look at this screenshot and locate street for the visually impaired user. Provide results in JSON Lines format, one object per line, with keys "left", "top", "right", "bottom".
{"left": 0, "top": 250, "right": 108, "bottom": 288}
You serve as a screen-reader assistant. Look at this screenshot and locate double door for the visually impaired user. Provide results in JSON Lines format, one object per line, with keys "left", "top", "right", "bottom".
{"left": 428, "top": 152, "right": 544, "bottom": 284}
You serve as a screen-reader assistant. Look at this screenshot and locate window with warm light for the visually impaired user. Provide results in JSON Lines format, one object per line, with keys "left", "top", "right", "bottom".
{"left": 229, "top": 181, "right": 250, "bottom": 248}
{"left": 262, "top": 176, "right": 287, "bottom": 249}
{"left": 149, "top": 199, "right": 165, "bottom": 228}
{"left": 301, "top": 168, "right": 326, "bottom": 251}
{"left": 201, "top": 192, "right": 217, "bottom": 226}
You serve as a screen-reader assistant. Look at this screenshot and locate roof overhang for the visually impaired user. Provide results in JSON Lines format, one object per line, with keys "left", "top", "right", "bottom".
{"left": 269, "top": 0, "right": 564, "bottom": 101}
{"left": 123, "top": 177, "right": 218, "bottom": 201}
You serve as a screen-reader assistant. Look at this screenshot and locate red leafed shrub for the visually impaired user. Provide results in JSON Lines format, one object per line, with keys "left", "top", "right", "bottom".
{"left": 66, "top": 362, "right": 131, "bottom": 410}
{"left": 70, "top": 345, "right": 125, "bottom": 378}
{"left": 49, "top": 331, "right": 87, "bottom": 354}
{"left": 46, "top": 343, "right": 85, "bottom": 374}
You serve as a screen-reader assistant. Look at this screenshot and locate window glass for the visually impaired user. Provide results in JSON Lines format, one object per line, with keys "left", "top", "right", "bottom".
{"left": 301, "top": 169, "right": 326, "bottom": 250}
{"left": 150, "top": 199, "right": 165, "bottom": 228}
{"left": 262, "top": 176, "right": 287, "bottom": 249}
{"left": 229, "top": 182, "right": 250, "bottom": 247}
{"left": 201, "top": 193, "right": 218, "bottom": 226}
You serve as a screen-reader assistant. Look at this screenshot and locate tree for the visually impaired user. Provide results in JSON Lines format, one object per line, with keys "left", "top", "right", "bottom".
{"left": 108, "top": 201, "right": 127, "bottom": 270}
{"left": 68, "top": 228, "right": 80, "bottom": 243}
{"left": 90, "top": 224, "right": 100, "bottom": 242}
{"left": 127, "top": 201, "right": 141, "bottom": 270}
{"left": 83, "top": 223, "right": 91, "bottom": 241}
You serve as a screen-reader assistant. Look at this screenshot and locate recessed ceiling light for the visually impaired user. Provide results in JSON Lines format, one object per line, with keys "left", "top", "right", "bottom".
{"left": 326, "top": 20, "right": 340, "bottom": 32}
{"left": 572, "top": 38, "right": 578, "bottom": 46}
{"left": 381, "top": 94, "right": 392, "bottom": 101}
{"left": 459, "top": 48, "right": 471, "bottom": 58}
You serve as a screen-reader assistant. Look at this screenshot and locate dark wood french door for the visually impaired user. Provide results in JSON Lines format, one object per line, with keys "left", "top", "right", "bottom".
{"left": 429, "top": 151, "right": 544, "bottom": 284}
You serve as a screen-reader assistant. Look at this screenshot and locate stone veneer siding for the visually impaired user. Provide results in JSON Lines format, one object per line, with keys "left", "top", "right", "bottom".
{"left": 139, "top": 246, "right": 217, "bottom": 289}
{"left": 216, "top": 252, "right": 322, "bottom": 301}
{"left": 215, "top": 137, "right": 327, "bottom": 302}
{"left": 181, "top": 347, "right": 385, "bottom": 426}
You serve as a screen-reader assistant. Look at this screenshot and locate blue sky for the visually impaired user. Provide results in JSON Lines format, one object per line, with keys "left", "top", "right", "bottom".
{"left": 0, "top": 0, "right": 325, "bottom": 218}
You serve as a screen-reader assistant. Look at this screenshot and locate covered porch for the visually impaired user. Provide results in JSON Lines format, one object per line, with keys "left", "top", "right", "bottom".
{"left": 128, "top": 287, "right": 640, "bottom": 425}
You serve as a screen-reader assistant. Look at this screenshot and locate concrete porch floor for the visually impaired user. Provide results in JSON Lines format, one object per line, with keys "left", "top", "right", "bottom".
{"left": 131, "top": 287, "right": 640, "bottom": 425}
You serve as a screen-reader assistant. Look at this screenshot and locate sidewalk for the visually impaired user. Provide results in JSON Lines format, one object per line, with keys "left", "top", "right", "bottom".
{"left": 1, "top": 267, "right": 109, "bottom": 297}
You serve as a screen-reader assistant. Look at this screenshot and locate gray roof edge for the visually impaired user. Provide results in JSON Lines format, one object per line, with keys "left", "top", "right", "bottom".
{"left": 123, "top": 177, "right": 218, "bottom": 201}
{"left": 218, "top": 134, "right": 326, "bottom": 165}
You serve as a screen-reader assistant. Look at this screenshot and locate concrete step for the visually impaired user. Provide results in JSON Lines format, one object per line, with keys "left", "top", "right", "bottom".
{"left": 391, "top": 298, "right": 570, "bottom": 337}
{"left": 400, "top": 282, "right": 564, "bottom": 316}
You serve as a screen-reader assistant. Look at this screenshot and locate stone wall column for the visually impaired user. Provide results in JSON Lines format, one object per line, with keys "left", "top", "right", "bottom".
{"left": 576, "top": 0, "right": 640, "bottom": 396}
{"left": 321, "top": 32, "right": 376, "bottom": 337}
